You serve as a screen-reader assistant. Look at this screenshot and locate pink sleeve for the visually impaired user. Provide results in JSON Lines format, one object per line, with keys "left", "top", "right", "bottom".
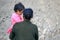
{"left": 11, "top": 13, "right": 23, "bottom": 25}
{"left": 11, "top": 15, "right": 20, "bottom": 25}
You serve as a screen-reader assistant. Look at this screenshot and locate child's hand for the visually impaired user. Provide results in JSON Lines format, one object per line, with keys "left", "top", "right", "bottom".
{"left": 7, "top": 28, "right": 12, "bottom": 34}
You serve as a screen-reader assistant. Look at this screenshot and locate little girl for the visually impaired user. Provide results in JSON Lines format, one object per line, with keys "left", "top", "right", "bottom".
{"left": 7, "top": 2, "right": 25, "bottom": 34}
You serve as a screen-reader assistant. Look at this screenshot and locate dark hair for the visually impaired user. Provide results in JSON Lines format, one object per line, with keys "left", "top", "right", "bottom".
{"left": 23, "top": 8, "right": 33, "bottom": 20}
{"left": 14, "top": 2, "right": 25, "bottom": 12}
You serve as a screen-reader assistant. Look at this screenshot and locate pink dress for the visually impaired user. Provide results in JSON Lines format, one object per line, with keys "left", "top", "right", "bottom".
{"left": 7, "top": 13, "right": 24, "bottom": 34}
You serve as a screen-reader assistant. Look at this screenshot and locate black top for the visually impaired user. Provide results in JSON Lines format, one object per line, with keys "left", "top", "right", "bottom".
{"left": 9, "top": 20, "right": 38, "bottom": 40}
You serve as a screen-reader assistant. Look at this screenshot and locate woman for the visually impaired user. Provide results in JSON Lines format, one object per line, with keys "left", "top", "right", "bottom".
{"left": 9, "top": 8, "right": 38, "bottom": 40}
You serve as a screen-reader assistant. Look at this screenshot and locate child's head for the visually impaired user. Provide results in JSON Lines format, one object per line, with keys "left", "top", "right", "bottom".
{"left": 14, "top": 2, "right": 25, "bottom": 15}
{"left": 23, "top": 8, "right": 33, "bottom": 20}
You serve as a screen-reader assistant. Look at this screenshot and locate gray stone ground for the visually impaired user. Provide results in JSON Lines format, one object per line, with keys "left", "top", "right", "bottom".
{"left": 0, "top": 0, "right": 60, "bottom": 40}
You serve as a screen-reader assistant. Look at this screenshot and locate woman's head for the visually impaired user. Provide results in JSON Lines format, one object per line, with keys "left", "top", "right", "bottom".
{"left": 23, "top": 8, "right": 33, "bottom": 20}
{"left": 14, "top": 2, "right": 25, "bottom": 15}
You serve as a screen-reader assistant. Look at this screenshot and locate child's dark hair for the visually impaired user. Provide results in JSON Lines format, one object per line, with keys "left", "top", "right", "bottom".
{"left": 14, "top": 2, "right": 25, "bottom": 12}
{"left": 23, "top": 8, "right": 33, "bottom": 20}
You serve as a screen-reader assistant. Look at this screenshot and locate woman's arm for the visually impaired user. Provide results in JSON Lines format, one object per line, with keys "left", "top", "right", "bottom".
{"left": 9, "top": 24, "right": 16, "bottom": 39}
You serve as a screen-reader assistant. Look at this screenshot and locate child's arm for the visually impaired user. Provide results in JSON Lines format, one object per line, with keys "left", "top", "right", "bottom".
{"left": 11, "top": 14, "right": 23, "bottom": 25}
